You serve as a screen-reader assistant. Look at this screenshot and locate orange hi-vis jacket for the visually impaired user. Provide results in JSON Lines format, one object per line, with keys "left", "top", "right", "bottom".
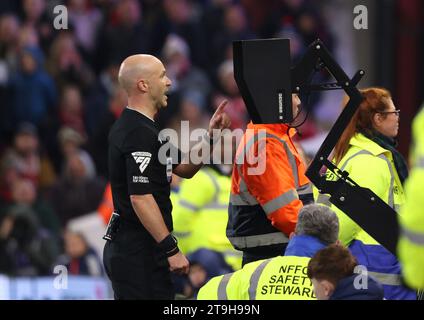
{"left": 98, "top": 183, "right": 113, "bottom": 225}
{"left": 227, "top": 122, "right": 312, "bottom": 252}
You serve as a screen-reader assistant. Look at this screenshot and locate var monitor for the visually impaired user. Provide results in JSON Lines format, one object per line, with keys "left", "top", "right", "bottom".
{"left": 233, "top": 38, "right": 293, "bottom": 124}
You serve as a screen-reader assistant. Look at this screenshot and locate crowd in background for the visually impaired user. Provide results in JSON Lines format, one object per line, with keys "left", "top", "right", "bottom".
{"left": 0, "top": 0, "right": 332, "bottom": 286}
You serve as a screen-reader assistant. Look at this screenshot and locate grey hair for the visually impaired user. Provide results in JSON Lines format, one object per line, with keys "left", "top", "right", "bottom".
{"left": 295, "top": 204, "right": 339, "bottom": 245}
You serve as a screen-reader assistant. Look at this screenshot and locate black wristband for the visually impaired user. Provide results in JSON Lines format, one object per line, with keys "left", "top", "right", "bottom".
{"left": 158, "top": 234, "right": 179, "bottom": 257}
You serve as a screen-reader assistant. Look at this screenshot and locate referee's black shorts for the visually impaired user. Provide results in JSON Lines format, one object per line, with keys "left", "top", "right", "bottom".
{"left": 103, "top": 221, "right": 174, "bottom": 300}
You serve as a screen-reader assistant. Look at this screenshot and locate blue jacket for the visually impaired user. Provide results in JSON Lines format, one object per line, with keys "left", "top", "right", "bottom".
{"left": 10, "top": 46, "right": 57, "bottom": 125}
{"left": 285, "top": 234, "right": 328, "bottom": 258}
{"left": 330, "top": 274, "right": 384, "bottom": 300}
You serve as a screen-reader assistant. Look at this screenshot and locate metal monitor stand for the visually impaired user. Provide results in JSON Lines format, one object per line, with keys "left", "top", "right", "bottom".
{"left": 292, "top": 39, "right": 399, "bottom": 255}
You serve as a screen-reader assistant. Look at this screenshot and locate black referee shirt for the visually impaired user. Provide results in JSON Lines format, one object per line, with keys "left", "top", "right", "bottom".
{"left": 108, "top": 108, "right": 180, "bottom": 233}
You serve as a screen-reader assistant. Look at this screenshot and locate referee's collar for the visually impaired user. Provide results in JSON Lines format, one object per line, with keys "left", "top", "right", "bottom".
{"left": 126, "top": 106, "right": 155, "bottom": 122}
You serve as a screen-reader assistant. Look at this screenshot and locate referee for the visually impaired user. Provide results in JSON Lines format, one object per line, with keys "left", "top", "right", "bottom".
{"left": 103, "top": 54, "right": 230, "bottom": 299}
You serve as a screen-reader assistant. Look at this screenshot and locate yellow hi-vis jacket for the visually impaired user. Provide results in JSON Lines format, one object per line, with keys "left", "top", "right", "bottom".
{"left": 198, "top": 256, "right": 315, "bottom": 300}
{"left": 198, "top": 235, "right": 322, "bottom": 300}
{"left": 316, "top": 133, "right": 415, "bottom": 300}
{"left": 398, "top": 108, "right": 424, "bottom": 290}
{"left": 172, "top": 167, "right": 242, "bottom": 271}
{"left": 197, "top": 273, "right": 236, "bottom": 300}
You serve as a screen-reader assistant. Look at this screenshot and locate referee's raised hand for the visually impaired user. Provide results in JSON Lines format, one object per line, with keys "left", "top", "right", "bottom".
{"left": 208, "top": 100, "right": 231, "bottom": 137}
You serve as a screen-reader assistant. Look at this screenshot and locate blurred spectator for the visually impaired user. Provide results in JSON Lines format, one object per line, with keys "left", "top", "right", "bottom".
{"left": 17, "top": 25, "right": 39, "bottom": 51}
{"left": 47, "top": 32, "right": 95, "bottom": 92}
{"left": 0, "top": 206, "right": 60, "bottom": 276}
{"left": 58, "top": 85, "right": 87, "bottom": 138}
{"left": 0, "top": 14, "right": 20, "bottom": 141}
{"left": 85, "top": 61, "right": 120, "bottom": 136}
{"left": 150, "top": 0, "right": 206, "bottom": 68}
{"left": 0, "top": 123, "right": 56, "bottom": 200}
{"left": 87, "top": 86, "right": 126, "bottom": 178}
{"left": 157, "top": 33, "right": 211, "bottom": 128}
{"left": 0, "top": 178, "right": 61, "bottom": 239}
{"left": 95, "top": 0, "right": 150, "bottom": 73}
{"left": 162, "top": 34, "right": 211, "bottom": 98}
{"left": 213, "top": 59, "right": 248, "bottom": 130}
{"left": 275, "top": 21, "right": 306, "bottom": 62}
{"left": 20, "top": 0, "right": 54, "bottom": 51}
{"left": 203, "top": 2, "right": 255, "bottom": 79}
{"left": 68, "top": 0, "right": 103, "bottom": 59}
{"left": 58, "top": 126, "right": 96, "bottom": 178}
{"left": 48, "top": 152, "right": 106, "bottom": 226}
{"left": 9, "top": 46, "right": 57, "bottom": 127}
{"left": 224, "top": 4, "right": 255, "bottom": 40}
{"left": 0, "top": 14, "right": 20, "bottom": 68}
{"left": 55, "top": 230, "right": 103, "bottom": 276}
{"left": 179, "top": 90, "right": 209, "bottom": 128}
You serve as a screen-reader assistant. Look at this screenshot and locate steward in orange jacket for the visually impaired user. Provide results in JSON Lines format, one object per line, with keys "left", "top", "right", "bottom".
{"left": 227, "top": 95, "right": 313, "bottom": 265}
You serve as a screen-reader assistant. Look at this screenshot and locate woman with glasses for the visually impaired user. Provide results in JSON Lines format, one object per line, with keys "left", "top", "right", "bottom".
{"left": 317, "top": 87, "right": 415, "bottom": 300}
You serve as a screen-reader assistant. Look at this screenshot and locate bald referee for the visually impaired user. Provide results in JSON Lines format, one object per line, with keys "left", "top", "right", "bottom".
{"left": 103, "top": 54, "right": 230, "bottom": 299}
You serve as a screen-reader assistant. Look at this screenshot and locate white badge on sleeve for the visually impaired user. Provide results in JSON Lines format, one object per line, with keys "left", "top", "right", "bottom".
{"left": 166, "top": 157, "right": 173, "bottom": 183}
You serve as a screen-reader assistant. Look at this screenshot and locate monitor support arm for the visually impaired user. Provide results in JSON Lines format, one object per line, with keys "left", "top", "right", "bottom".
{"left": 292, "top": 39, "right": 399, "bottom": 255}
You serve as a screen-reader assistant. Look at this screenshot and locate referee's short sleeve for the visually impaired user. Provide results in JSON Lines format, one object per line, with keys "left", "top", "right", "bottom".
{"left": 124, "top": 128, "right": 156, "bottom": 195}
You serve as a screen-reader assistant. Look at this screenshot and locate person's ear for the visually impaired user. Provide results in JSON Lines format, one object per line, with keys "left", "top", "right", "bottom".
{"left": 137, "top": 79, "right": 148, "bottom": 92}
{"left": 373, "top": 112, "right": 383, "bottom": 128}
{"left": 335, "top": 239, "right": 342, "bottom": 246}
{"left": 322, "top": 280, "right": 335, "bottom": 298}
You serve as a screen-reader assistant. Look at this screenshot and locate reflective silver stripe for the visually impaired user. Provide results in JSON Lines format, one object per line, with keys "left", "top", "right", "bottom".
{"left": 202, "top": 168, "right": 229, "bottom": 210}
{"left": 316, "top": 193, "right": 331, "bottom": 206}
{"left": 229, "top": 191, "right": 258, "bottom": 206}
{"left": 178, "top": 200, "right": 199, "bottom": 211}
{"left": 394, "top": 204, "right": 400, "bottom": 213}
{"left": 401, "top": 226, "right": 424, "bottom": 245}
{"left": 218, "top": 273, "right": 234, "bottom": 300}
{"left": 417, "top": 156, "right": 424, "bottom": 168}
{"left": 297, "top": 183, "right": 312, "bottom": 196}
{"left": 249, "top": 259, "right": 272, "bottom": 300}
{"left": 173, "top": 231, "right": 191, "bottom": 238}
{"left": 223, "top": 249, "right": 243, "bottom": 257}
{"left": 228, "top": 232, "right": 289, "bottom": 249}
{"left": 230, "top": 193, "right": 253, "bottom": 205}
{"left": 266, "top": 133, "right": 299, "bottom": 188}
{"left": 232, "top": 132, "right": 299, "bottom": 207}
{"left": 233, "top": 160, "right": 259, "bottom": 205}
{"left": 204, "top": 203, "right": 228, "bottom": 210}
{"left": 236, "top": 132, "right": 298, "bottom": 183}
{"left": 368, "top": 272, "right": 402, "bottom": 286}
{"left": 238, "top": 178, "right": 259, "bottom": 204}
{"left": 262, "top": 189, "right": 298, "bottom": 215}
{"left": 377, "top": 154, "right": 395, "bottom": 209}
{"left": 203, "top": 169, "right": 220, "bottom": 203}
{"left": 339, "top": 150, "right": 373, "bottom": 172}
{"left": 418, "top": 289, "right": 424, "bottom": 300}
{"left": 340, "top": 150, "right": 395, "bottom": 209}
